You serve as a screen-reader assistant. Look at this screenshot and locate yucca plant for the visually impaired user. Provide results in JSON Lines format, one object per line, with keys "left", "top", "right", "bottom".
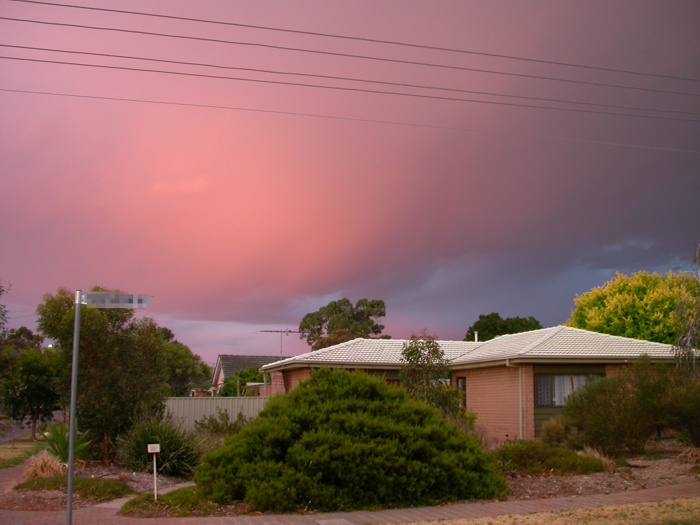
{"left": 44, "top": 422, "right": 91, "bottom": 463}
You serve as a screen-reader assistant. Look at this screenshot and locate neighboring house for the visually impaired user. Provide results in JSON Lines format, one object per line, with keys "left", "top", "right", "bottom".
{"left": 212, "top": 354, "right": 283, "bottom": 393}
{"left": 262, "top": 326, "right": 676, "bottom": 444}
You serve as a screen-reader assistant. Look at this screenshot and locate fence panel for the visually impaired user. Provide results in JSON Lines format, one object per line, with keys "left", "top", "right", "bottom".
{"left": 165, "top": 397, "right": 269, "bottom": 431}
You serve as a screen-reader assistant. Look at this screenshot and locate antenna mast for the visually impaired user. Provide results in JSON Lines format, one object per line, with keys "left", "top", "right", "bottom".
{"left": 261, "top": 329, "right": 300, "bottom": 356}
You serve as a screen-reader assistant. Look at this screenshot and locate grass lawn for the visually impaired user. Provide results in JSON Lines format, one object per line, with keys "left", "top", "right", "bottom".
{"left": 0, "top": 436, "right": 45, "bottom": 469}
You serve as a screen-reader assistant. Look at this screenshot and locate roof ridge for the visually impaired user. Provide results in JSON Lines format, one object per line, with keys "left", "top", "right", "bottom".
{"left": 516, "top": 325, "right": 564, "bottom": 355}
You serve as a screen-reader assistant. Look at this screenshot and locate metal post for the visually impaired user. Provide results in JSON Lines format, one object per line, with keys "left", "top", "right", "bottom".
{"left": 66, "top": 290, "right": 82, "bottom": 525}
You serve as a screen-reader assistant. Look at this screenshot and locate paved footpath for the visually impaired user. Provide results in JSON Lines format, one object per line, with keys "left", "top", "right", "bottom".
{"left": 1, "top": 456, "right": 699, "bottom": 525}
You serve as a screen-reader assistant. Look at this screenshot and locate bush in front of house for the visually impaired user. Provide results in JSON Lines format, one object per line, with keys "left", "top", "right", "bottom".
{"left": 117, "top": 415, "right": 202, "bottom": 478}
{"left": 494, "top": 440, "right": 609, "bottom": 476}
{"left": 554, "top": 357, "right": 673, "bottom": 456}
{"left": 665, "top": 380, "right": 700, "bottom": 446}
{"left": 195, "top": 369, "right": 506, "bottom": 512}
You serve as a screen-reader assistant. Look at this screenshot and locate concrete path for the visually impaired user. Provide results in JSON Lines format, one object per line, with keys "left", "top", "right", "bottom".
{"left": 1, "top": 454, "right": 699, "bottom": 525}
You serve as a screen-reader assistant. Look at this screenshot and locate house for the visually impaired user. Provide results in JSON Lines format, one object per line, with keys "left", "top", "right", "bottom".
{"left": 261, "top": 326, "right": 676, "bottom": 444}
{"left": 450, "top": 326, "right": 674, "bottom": 443}
{"left": 212, "top": 354, "right": 283, "bottom": 393}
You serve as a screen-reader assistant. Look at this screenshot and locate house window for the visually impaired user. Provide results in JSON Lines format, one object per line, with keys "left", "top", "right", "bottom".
{"left": 456, "top": 377, "right": 466, "bottom": 408}
{"left": 534, "top": 374, "right": 602, "bottom": 407}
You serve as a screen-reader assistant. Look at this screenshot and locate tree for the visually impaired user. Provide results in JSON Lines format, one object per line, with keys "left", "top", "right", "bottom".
{"left": 464, "top": 312, "right": 542, "bottom": 341}
{"left": 35, "top": 287, "right": 180, "bottom": 462}
{"left": 568, "top": 271, "right": 699, "bottom": 344}
{"left": 158, "top": 332, "right": 212, "bottom": 396}
{"left": 299, "top": 298, "right": 387, "bottom": 350}
{"left": 399, "top": 331, "right": 461, "bottom": 418}
{"left": 674, "top": 242, "right": 700, "bottom": 381}
{"left": 1, "top": 342, "right": 62, "bottom": 440}
{"left": 217, "top": 367, "right": 266, "bottom": 397}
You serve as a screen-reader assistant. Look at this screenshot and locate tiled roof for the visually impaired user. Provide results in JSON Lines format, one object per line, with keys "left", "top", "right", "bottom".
{"left": 217, "top": 355, "right": 283, "bottom": 377}
{"left": 261, "top": 327, "right": 676, "bottom": 374}
{"left": 261, "top": 338, "right": 480, "bottom": 372}
{"left": 451, "top": 325, "right": 675, "bottom": 367}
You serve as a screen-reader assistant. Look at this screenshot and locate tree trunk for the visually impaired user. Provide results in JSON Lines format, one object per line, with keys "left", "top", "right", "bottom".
{"left": 103, "top": 432, "right": 110, "bottom": 465}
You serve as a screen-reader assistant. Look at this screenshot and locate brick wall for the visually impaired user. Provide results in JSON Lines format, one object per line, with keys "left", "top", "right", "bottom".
{"left": 283, "top": 368, "right": 312, "bottom": 392}
{"left": 269, "top": 371, "right": 286, "bottom": 395}
{"left": 458, "top": 365, "right": 531, "bottom": 443}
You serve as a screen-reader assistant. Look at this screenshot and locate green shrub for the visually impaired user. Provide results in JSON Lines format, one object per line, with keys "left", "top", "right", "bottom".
{"left": 494, "top": 440, "right": 608, "bottom": 476}
{"left": 666, "top": 380, "right": 700, "bottom": 446}
{"left": 195, "top": 409, "right": 250, "bottom": 453}
{"left": 117, "top": 415, "right": 201, "bottom": 478}
{"left": 194, "top": 409, "right": 248, "bottom": 437}
{"left": 560, "top": 357, "right": 672, "bottom": 455}
{"left": 541, "top": 415, "right": 585, "bottom": 450}
{"left": 195, "top": 369, "right": 506, "bottom": 512}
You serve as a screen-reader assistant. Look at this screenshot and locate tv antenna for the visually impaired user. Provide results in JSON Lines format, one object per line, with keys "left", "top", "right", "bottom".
{"left": 261, "top": 328, "right": 299, "bottom": 356}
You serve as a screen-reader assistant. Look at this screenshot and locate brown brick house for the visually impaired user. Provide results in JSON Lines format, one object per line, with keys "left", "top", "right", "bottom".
{"left": 451, "top": 326, "right": 674, "bottom": 442}
{"left": 261, "top": 326, "right": 675, "bottom": 444}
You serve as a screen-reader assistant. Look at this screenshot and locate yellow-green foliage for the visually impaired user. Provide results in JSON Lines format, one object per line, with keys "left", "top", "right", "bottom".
{"left": 22, "top": 450, "right": 65, "bottom": 481}
{"left": 568, "top": 270, "right": 699, "bottom": 344}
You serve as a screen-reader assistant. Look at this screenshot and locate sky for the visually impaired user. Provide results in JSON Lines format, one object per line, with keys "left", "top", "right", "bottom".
{"left": 1, "top": 0, "right": 699, "bottom": 367}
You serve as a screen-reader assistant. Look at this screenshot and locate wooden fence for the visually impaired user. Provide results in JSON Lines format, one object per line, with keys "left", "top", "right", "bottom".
{"left": 164, "top": 397, "right": 269, "bottom": 431}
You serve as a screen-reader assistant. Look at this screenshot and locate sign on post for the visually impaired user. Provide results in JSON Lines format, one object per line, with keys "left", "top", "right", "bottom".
{"left": 148, "top": 443, "right": 161, "bottom": 501}
{"left": 83, "top": 292, "right": 153, "bottom": 309}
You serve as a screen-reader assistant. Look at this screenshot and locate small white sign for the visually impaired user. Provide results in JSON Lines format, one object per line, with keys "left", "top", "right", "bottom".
{"left": 147, "top": 443, "right": 160, "bottom": 454}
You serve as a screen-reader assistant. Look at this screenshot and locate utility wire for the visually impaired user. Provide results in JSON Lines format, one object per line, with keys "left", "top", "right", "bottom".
{"left": 9, "top": 0, "right": 700, "bottom": 83}
{"left": 3, "top": 44, "right": 696, "bottom": 117}
{"left": 4, "top": 55, "right": 699, "bottom": 122}
{"left": 2, "top": 16, "right": 699, "bottom": 98}
{"left": 2, "top": 88, "right": 699, "bottom": 154}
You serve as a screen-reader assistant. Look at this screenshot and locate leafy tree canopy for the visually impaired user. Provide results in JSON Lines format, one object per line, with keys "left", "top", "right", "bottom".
{"left": 567, "top": 270, "right": 699, "bottom": 344}
{"left": 464, "top": 312, "right": 542, "bottom": 341}
{"left": 299, "top": 298, "right": 388, "bottom": 350}
{"left": 196, "top": 369, "right": 506, "bottom": 512}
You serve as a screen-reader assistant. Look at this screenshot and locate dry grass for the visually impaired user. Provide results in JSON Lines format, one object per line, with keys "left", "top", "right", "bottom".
{"left": 21, "top": 451, "right": 65, "bottom": 481}
{"left": 577, "top": 446, "right": 615, "bottom": 471}
{"left": 678, "top": 447, "right": 700, "bottom": 465}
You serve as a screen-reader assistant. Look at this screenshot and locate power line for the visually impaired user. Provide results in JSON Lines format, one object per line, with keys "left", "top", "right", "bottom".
{"left": 10, "top": 0, "right": 700, "bottom": 83}
{"left": 3, "top": 88, "right": 699, "bottom": 154}
{"left": 3, "top": 44, "right": 697, "bottom": 117}
{"left": 4, "top": 56, "right": 699, "bottom": 122}
{"left": 2, "top": 17, "right": 699, "bottom": 99}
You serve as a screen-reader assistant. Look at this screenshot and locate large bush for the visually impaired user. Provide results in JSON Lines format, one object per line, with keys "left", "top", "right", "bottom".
{"left": 558, "top": 358, "right": 672, "bottom": 455}
{"left": 195, "top": 369, "right": 506, "bottom": 512}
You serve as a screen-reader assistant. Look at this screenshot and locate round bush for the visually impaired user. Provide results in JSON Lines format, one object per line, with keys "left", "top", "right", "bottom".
{"left": 195, "top": 369, "right": 506, "bottom": 512}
